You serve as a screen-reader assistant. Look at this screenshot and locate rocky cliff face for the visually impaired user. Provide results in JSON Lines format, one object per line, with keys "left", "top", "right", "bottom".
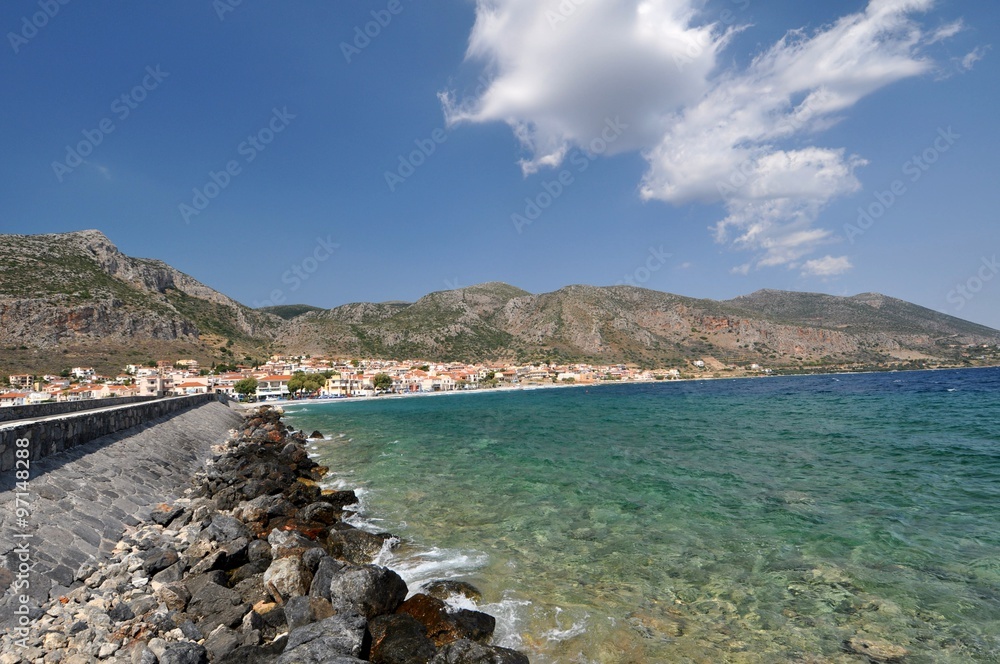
{"left": 0, "top": 230, "right": 280, "bottom": 350}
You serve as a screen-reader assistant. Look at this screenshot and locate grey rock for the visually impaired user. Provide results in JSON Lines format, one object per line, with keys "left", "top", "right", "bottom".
{"left": 282, "top": 614, "right": 367, "bottom": 655}
{"left": 143, "top": 548, "right": 180, "bottom": 575}
{"left": 187, "top": 581, "right": 250, "bottom": 632}
{"left": 327, "top": 564, "right": 407, "bottom": 619}
{"left": 429, "top": 640, "right": 529, "bottom": 664}
{"left": 296, "top": 502, "right": 339, "bottom": 525}
{"left": 204, "top": 625, "right": 243, "bottom": 662}
{"left": 308, "top": 556, "right": 344, "bottom": 600}
{"left": 247, "top": 539, "right": 273, "bottom": 563}
{"left": 179, "top": 620, "right": 204, "bottom": 641}
{"left": 158, "top": 642, "right": 209, "bottom": 664}
{"left": 128, "top": 593, "right": 159, "bottom": 617}
{"left": 205, "top": 515, "right": 250, "bottom": 545}
{"left": 151, "top": 504, "right": 185, "bottom": 526}
{"left": 283, "top": 595, "right": 335, "bottom": 632}
{"left": 152, "top": 561, "right": 186, "bottom": 584}
{"left": 108, "top": 602, "right": 135, "bottom": 622}
{"left": 369, "top": 613, "right": 437, "bottom": 664}
{"left": 326, "top": 529, "right": 396, "bottom": 565}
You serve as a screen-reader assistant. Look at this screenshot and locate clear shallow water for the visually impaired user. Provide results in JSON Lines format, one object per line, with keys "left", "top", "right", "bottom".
{"left": 283, "top": 369, "right": 1000, "bottom": 663}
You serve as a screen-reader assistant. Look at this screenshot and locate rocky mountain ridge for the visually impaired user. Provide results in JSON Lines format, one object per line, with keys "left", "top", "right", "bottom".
{"left": 2, "top": 230, "right": 998, "bottom": 374}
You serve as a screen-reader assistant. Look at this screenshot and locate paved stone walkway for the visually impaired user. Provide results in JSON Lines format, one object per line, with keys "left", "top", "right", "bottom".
{"left": 0, "top": 401, "right": 243, "bottom": 629}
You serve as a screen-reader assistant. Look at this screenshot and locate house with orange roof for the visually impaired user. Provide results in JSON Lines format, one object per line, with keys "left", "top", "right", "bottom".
{"left": 0, "top": 392, "right": 29, "bottom": 407}
{"left": 256, "top": 375, "right": 292, "bottom": 401}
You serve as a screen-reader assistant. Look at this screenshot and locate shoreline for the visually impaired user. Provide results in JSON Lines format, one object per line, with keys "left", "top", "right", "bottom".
{"left": 265, "top": 362, "right": 1000, "bottom": 410}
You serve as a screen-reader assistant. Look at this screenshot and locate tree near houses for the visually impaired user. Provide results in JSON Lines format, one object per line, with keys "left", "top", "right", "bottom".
{"left": 372, "top": 373, "right": 393, "bottom": 393}
{"left": 234, "top": 377, "right": 258, "bottom": 401}
{"left": 287, "top": 372, "right": 325, "bottom": 399}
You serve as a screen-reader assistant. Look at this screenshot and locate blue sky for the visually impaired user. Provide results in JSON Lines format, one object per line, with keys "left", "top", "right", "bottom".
{"left": 2, "top": 0, "right": 999, "bottom": 328}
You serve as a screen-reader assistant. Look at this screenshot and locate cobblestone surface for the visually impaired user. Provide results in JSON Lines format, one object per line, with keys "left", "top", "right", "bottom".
{"left": 0, "top": 402, "right": 242, "bottom": 629}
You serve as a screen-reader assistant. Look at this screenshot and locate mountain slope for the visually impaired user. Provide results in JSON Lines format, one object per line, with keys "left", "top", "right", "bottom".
{"left": 0, "top": 230, "right": 282, "bottom": 372}
{"left": 279, "top": 282, "right": 1000, "bottom": 367}
{"left": 2, "top": 230, "right": 997, "bottom": 375}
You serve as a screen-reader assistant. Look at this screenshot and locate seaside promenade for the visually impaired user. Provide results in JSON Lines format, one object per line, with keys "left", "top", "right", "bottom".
{"left": 0, "top": 400, "right": 242, "bottom": 629}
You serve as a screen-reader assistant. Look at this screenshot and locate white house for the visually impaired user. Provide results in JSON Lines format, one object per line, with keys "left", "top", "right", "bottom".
{"left": 256, "top": 375, "right": 292, "bottom": 401}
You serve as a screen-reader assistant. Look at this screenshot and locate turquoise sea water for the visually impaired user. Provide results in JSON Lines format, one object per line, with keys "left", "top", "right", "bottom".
{"left": 283, "top": 368, "right": 1000, "bottom": 663}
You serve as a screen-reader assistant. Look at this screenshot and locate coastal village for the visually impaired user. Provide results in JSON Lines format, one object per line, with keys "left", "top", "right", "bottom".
{"left": 0, "top": 355, "right": 774, "bottom": 406}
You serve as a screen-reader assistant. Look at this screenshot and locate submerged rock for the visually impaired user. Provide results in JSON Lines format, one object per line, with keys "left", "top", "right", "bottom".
{"left": 423, "top": 580, "right": 484, "bottom": 604}
{"left": 844, "top": 636, "right": 909, "bottom": 663}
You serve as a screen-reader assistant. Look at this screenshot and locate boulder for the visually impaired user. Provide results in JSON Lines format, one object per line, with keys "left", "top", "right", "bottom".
{"left": 369, "top": 613, "right": 437, "bottom": 664}
{"left": 268, "top": 529, "right": 322, "bottom": 559}
{"left": 309, "top": 431, "right": 325, "bottom": 439}
{"left": 296, "top": 502, "right": 341, "bottom": 525}
{"left": 276, "top": 614, "right": 368, "bottom": 662}
{"left": 143, "top": 548, "right": 180, "bottom": 575}
{"left": 429, "top": 640, "right": 529, "bottom": 664}
{"left": 264, "top": 556, "right": 313, "bottom": 601}
{"left": 326, "top": 528, "right": 396, "bottom": 565}
{"left": 309, "top": 556, "right": 345, "bottom": 600}
{"left": 158, "top": 642, "right": 209, "bottom": 664}
{"left": 187, "top": 581, "right": 250, "bottom": 632}
{"left": 283, "top": 595, "right": 335, "bottom": 631}
{"left": 397, "top": 594, "right": 495, "bottom": 647}
{"left": 328, "top": 564, "right": 408, "bottom": 619}
{"left": 151, "top": 503, "right": 185, "bottom": 526}
{"left": 205, "top": 514, "right": 252, "bottom": 544}
{"left": 204, "top": 625, "right": 244, "bottom": 662}
{"left": 154, "top": 582, "right": 191, "bottom": 611}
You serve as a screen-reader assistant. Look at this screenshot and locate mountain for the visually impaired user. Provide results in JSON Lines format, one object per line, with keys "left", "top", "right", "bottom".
{"left": 1, "top": 230, "right": 998, "bottom": 375}
{"left": 280, "top": 282, "right": 1000, "bottom": 368}
{"left": 0, "top": 230, "right": 283, "bottom": 374}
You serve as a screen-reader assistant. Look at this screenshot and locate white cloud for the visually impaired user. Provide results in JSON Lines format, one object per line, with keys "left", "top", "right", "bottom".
{"left": 959, "top": 46, "right": 987, "bottom": 71}
{"left": 444, "top": 0, "right": 965, "bottom": 275}
{"left": 801, "top": 255, "right": 853, "bottom": 277}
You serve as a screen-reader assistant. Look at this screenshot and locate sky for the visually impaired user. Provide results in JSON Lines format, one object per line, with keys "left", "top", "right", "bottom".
{"left": 1, "top": 0, "right": 999, "bottom": 328}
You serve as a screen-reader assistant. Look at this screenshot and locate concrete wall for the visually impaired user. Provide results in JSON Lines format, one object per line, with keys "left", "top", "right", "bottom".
{"left": 0, "top": 394, "right": 223, "bottom": 472}
{"left": 0, "top": 396, "right": 157, "bottom": 423}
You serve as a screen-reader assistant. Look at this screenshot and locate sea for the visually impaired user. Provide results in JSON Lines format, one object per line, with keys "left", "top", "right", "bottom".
{"left": 281, "top": 367, "right": 1000, "bottom": 663}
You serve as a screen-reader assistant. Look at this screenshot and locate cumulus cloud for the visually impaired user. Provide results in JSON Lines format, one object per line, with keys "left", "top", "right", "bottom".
{"left": 443, "top": 0, "right": 965, "bottom": 275}
{"left": 801, "top": 255, "right": 853, "bottom": 277}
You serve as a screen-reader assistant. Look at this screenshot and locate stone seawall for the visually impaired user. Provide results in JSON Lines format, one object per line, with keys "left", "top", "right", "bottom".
{"left": 0, "top": 400, "right": 244, "bottom": 629}
{"left": 0, "top": 396, "right": 157, "bottom": 424}
{"left": 0, "top": 395, "right": 219, "bottom": 472}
